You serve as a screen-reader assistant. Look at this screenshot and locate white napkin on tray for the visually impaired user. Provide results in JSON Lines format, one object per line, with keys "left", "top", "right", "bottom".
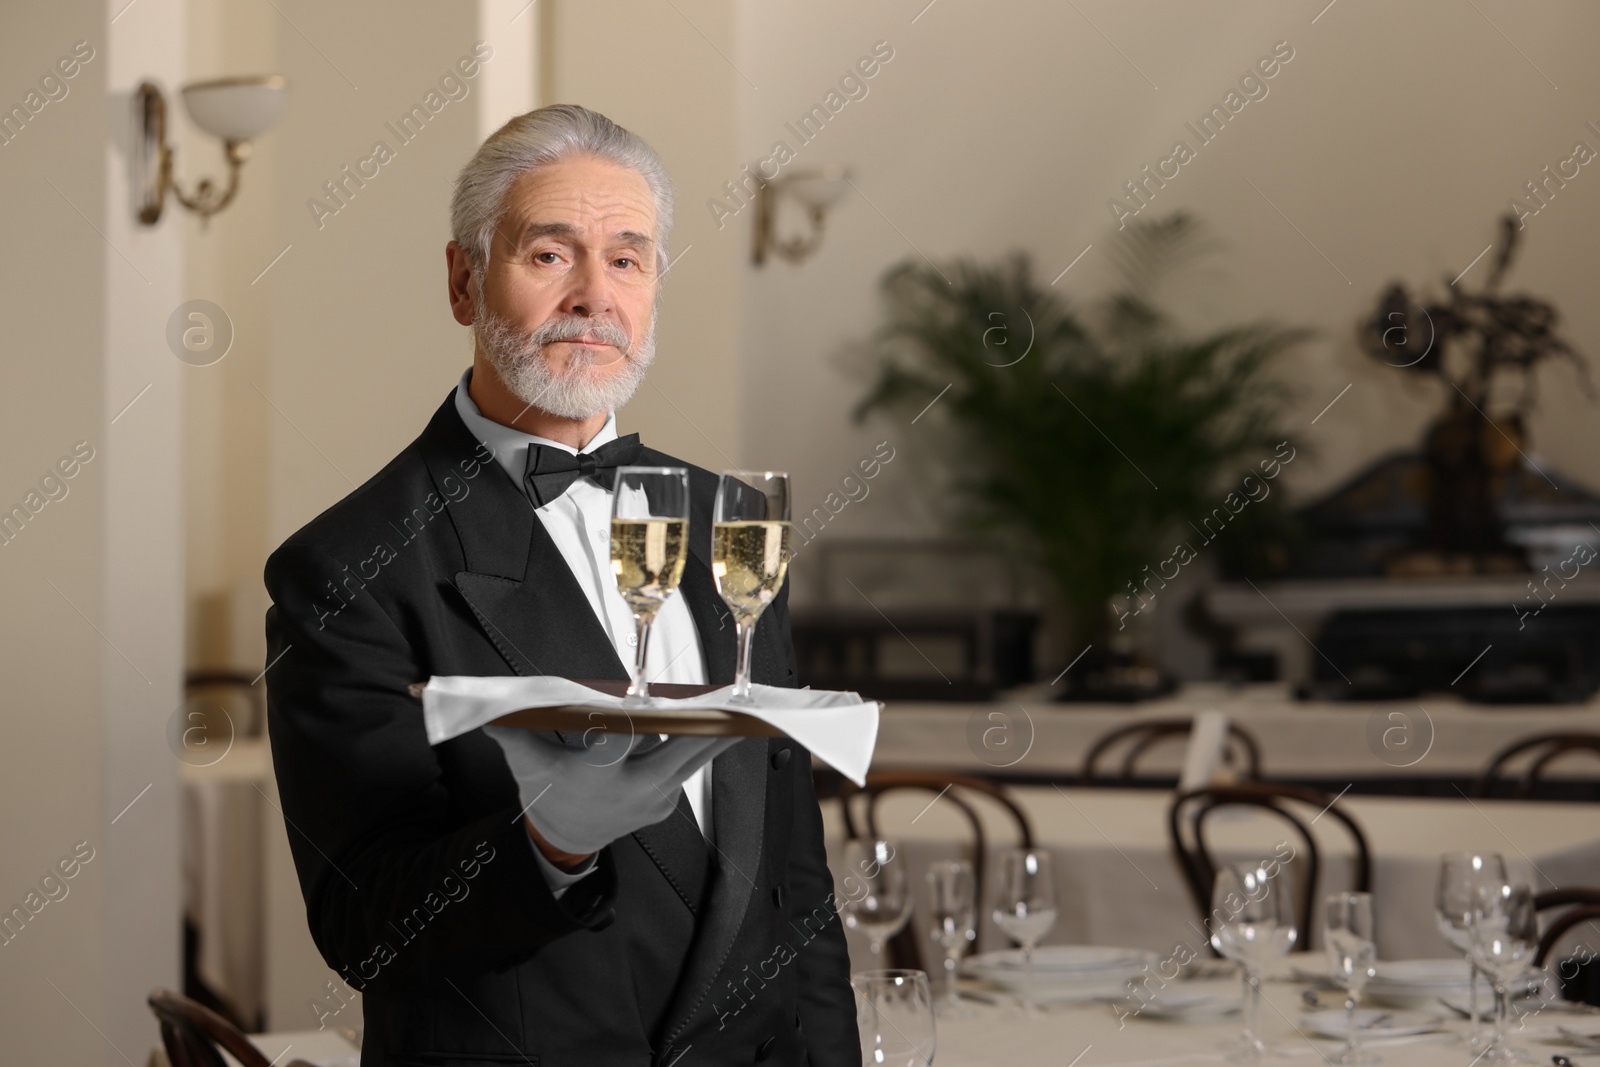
{"left": 420, "top": 676, "right": 880, "bottom": 786}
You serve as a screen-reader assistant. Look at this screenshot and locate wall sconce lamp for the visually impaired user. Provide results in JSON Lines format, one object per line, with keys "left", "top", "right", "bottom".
{"left": 752, "top": 164, "right": 851, "bottom": 265}
{"left": 136, "top": 75, "right": 288, "bottom": 226}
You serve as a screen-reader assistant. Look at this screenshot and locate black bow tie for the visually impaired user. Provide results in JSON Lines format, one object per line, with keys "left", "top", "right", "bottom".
{"left": 523, "top": 434, "right": 645, "bottom": 507}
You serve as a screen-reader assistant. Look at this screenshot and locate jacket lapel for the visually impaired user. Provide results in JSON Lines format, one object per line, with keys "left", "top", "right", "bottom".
{"left": 655, "top": 735, "right": 769, "bottom": 1049}
{"left": 419, "top": 393, "right": 630, "bottom": 689}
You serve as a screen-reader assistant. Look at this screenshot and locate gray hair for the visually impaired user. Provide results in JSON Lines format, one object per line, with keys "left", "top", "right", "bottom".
{"left": 450, "top": 104, "right": 675, "bottom": 281}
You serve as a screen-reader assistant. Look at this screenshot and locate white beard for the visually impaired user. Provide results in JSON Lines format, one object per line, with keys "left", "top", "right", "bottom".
{"left": 474, "top": 304, "right": 657, "bottom": 420}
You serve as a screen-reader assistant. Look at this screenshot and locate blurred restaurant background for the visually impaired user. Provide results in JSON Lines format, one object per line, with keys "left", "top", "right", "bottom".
{"left": 4, "top": 0, "right": 1600, "bottom": 1062}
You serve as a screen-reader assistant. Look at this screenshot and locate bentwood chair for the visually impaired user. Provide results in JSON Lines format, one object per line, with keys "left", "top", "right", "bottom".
{"left": 1079, "top": 718, "right": 1264, "bottom": 785}
{"left": 148, "top": 988, "right": 318, "bottom": 1067}
{"left": 1534, "top": 888, "right": 1600, "bottom": 968}
{"left": 1470, "top": 732, "right": 1600, "bottom": 800}
{"left": 1168, "top": 782, "right": 1371, "bottom": 953}
{"left": 836, "top": 771, "right": 1035, "bottom": 972}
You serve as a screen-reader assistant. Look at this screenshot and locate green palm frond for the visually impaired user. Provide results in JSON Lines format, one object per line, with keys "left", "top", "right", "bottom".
{"left": 855, "top": 214, "right": 1307, "bottom": 643}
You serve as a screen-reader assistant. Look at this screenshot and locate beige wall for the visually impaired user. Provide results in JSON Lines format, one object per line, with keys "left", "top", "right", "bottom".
{"left": 736, "top": 0, "right": 1600, "bottom": 573}
{"left": 1, "top": 0, "right": 185, "bottom": 1061}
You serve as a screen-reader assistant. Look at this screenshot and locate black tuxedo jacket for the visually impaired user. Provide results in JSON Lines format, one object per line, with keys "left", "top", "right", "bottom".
{"left": 263, "top": 391, "right": 859, "bottom": 1067}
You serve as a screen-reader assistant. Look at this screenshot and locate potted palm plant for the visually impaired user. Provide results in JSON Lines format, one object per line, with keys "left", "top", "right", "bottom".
{"left": 853, "top": 213, "right": 1308, "bottom": 697}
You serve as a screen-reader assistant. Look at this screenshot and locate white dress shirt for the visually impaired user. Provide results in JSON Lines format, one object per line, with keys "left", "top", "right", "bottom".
{"left": 453, "top": 368, "right": 712, "bottom": 897}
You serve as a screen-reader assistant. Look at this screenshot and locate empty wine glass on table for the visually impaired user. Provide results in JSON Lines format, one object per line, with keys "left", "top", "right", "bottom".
{"left": 1324, "top": 892, "right": 1379, "bottom": 1064}
{"left": 1436, "top": 851, "right": 1507, "bottom": 1052}
{"left": 992, "top": 848, "right": 1057, "bottom": 1015}
{"left": 853, "top": 969, "right": 936, "bottom": 1067}
{"left": 710, "top": 470, "right": 790, "bottom": 703}
{"left": 1469, "top": 873, "right": 1540, "bottom": 1064}
{"left": 610, "top": 467, "right": 690, "bottom": 703}
{"left": 1210, "top": 861, "right": 1297, "bottom": 1062}
{"left": 926, "top": 859, "right": 978, "bottom": 1018}
{"left": 841, "top": 838, "right": 913, "bottom": 964}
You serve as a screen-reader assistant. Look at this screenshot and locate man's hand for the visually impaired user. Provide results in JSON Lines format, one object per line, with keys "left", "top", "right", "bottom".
{"left": 483, "top": 726, "right": 738, "bottom": 857}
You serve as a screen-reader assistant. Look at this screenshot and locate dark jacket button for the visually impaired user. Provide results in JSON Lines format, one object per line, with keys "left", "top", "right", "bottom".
{"left": 755, "top": 1035, "right": 777, "bottom": 1061}
{"left": 770, "top": 748, "right": 791, "bottom": 770}
{"left": 771, "top": 885, "right": 785, "bottom": 909}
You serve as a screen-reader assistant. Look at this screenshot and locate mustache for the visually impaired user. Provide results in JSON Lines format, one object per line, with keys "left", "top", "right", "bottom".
{"left": 526, "top": 315, "right": 632, "bottom": 357}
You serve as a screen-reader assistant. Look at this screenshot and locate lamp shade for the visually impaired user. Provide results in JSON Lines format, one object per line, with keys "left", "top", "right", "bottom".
{"left": 784, "top": 165, "right": 851, "bottom": 211}
{"left": 180, "top": 76, "right": 288, "bottom": 142}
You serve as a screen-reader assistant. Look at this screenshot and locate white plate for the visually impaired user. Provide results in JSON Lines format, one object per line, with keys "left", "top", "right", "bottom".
{"left": 1558, "top": 1025, "right": 1600, "bottom": 1050}
{"left": 963, "top": 945, "right": 1156, "bottom": 976}
{"left": 1133, "top": 980, "right": 1243, "bottom": 1021}
{"left": 1301, "top": 1008, "right": 1445, "bottom": 1039}
{"left": 1368, "top": 959, "right": 1473, "bottom": 987}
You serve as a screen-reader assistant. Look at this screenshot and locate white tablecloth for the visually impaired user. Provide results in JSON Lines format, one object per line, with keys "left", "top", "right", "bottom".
{"left": 215, "top": 973, "right": 1600, "bottom": 1067}
{"left": 929, "top": 964, "right": 1594, "bottom": 1066}
{"left": 824, "top": 786, "right": 1600, "bottom": 965}
{"left": 871, "top": 683, "right": 1600, "bottom": 780}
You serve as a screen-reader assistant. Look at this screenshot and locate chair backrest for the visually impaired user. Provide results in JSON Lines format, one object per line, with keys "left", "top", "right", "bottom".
{"left": 1471, "top": 732, "right": 1600, "bottom": 799}
{"left": 836, "top": 771, "right": 1034, "bottom": 971}
{"left": 1167, "top": 782, "right": 1371, "bottom": 952}
{"left": 1534, "top": 888, "right": 1600, "bottom": 968}
{"left": 1080, "top": 719, "right": 1263, "bottom": 785}
{"left": 148, "top": 988, "right": 272, "bottom": 1067}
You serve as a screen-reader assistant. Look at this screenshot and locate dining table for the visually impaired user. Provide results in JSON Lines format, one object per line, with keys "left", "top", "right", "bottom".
{"left": 162, "top": 959, "right": 1600, "bottom": 1067}
{"left": 869, "top": 681, "right": 1600, "bottom": 786}
{"left": 822, "top": 785, "right": 1600, "bottom": 963}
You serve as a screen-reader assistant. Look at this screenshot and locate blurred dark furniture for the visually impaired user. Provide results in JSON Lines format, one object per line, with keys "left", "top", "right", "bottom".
{"left": 792, "top": 537, "right": 1039, "bottom": 702}
{"left": 836, "top": 771, "right": 1034, "bottom": 972}
{"left": 1079, "top": 719, "right": 1263, "bottom": 786}
{"left": 1471, "top": 732, "right": 1600, "bottom": 799}
{"left": 148, "top": 988, "right": 316, "bottom": 1067}
{"left": 1535, "top": 888, "right": 1600, "bottom": 1006}
{"left": 1299, "top": 605, "right": 1600, "bottom": 703}
{"left": 792, "top": 608, "right": 1037, "bottom": 702}
{"left": 1168, "top": 782, "right": 1371, "bottom": 953}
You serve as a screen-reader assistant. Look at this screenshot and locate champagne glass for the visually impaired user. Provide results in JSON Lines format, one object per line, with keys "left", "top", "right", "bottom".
{"left": 992, "top": 848, "right": 1057, "bottom": 1015}
{"left": 927, "top": 859, "right": 978, "bottom": 1018}
{"left": 1436, "top": 851, "right": 1507, "bottom": 1051}
{"left": 1469, "top": 875, "right": 1539, "bottom": 1064}
{"left": 1324, "top": 892, "right": 1379, "bottom": 1064}
{"left": 711, "top": 470, "right": 790, "bottom": 703}
{"left": 852, "top": 969, "right": 936, "bottom": 1067}
{"left": 610, "top": 467, "right": 690, "bottom": 703}
{"left": 841, "top": 838, "right": 913, "bottom": 963}
{"left": 1209, "top": 861, "right": 1297, "bottom": 1061}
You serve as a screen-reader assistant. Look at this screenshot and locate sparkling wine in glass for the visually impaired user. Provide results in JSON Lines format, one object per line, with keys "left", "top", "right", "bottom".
{"left": 927, "top": 859, "right": 978, "bottom": 1018}
{"left": 610, "top": 467, "right": 690, "bottom": 703}
{"left": 841, "top": 838, "right": 913, "bottom": 963}
{"left": 1469, "top": 875, "right": 1539, "bottom": 1065}
{"left": 1324, "top": 892, "right": 1379, "bottom": 1065}
{"left": 1436, "top": 851, "right": 1506, "bottom": 1051}
{"left": 993, "top": 848, "right": 1057, "bottom": 1015}
{"left": 852, "top": 969, "right": 936, "bottom": 1067}
{"left": 711, "top": 470, "right": 791, "bottom": 703}
{"left": 1209, "top": 861, "right": 1297, "bottom": 1062}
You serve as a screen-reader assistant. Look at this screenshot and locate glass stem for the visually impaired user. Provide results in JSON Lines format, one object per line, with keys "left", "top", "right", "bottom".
{"left": 1344, "top": 990, "right": 1359, "bottom": 1059}
{"left": 1468, "top": 958, "right": 1482, "bottom": 1046}
{"left": 1493, "top": 978, "right": 1510, "bottom": 1057}
{"left": 732, "top": 617, "right": 756, "bottom": 698}
{"left": 1243, "top": 965, "right": 1262, "bottom": 1044}
{"left": 1024, "top": 942, "right": 1037, "bottom": 1015}
{"left": 627, "top": 616, "right": 652, "bottom": 699}
{"left": 944, "top": 953, "right": 958, "bottom": 1007}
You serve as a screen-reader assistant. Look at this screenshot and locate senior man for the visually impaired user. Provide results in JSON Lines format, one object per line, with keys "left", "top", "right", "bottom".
{"left": 264, "top": 104, "right": 858, "bottom": 1066}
